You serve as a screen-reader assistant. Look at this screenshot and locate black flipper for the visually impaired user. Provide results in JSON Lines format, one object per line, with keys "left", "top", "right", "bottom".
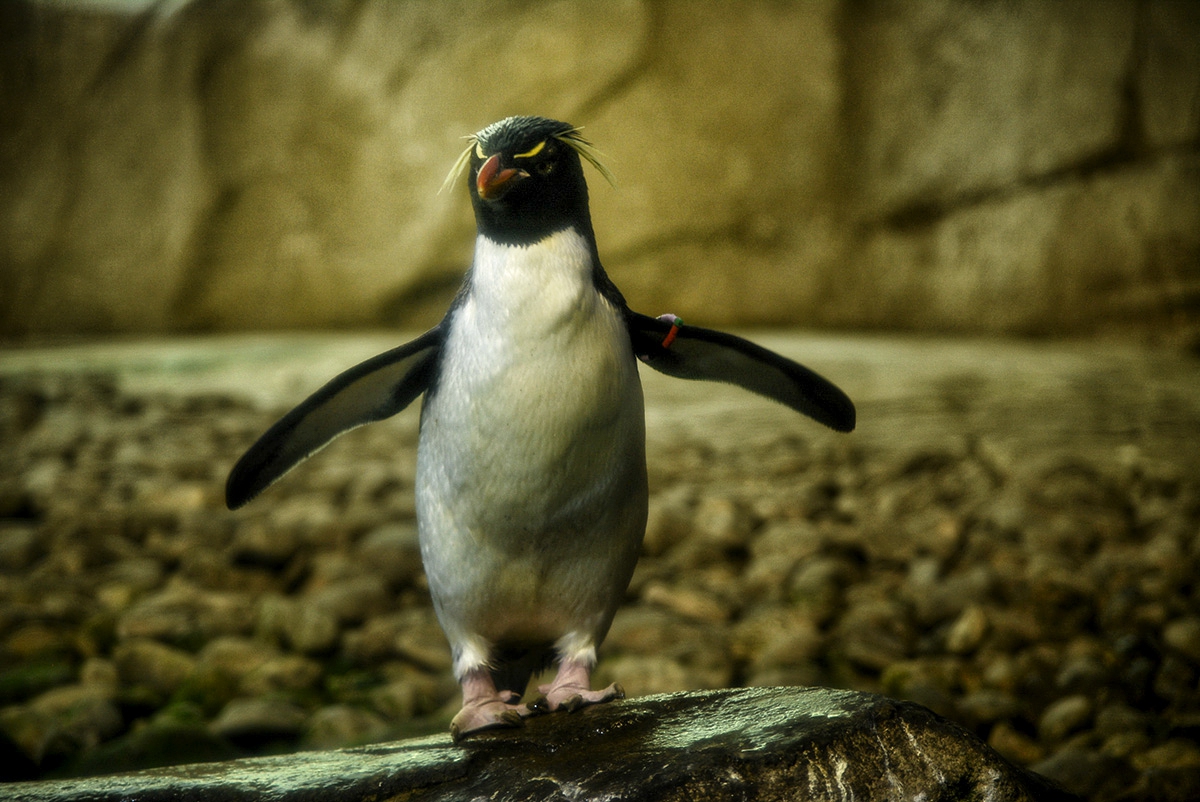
{"left": 225, "top": 326, "right": 444, "bottom": 509}
{"left": 626, "top": 311, "right": 855, "bottom": 433}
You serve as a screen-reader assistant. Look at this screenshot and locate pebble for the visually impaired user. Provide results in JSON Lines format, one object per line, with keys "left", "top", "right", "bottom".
{"left": 742, "top": 520, "right": 822, "bottom": 602}
{"left": 1031, "top": 749, "right": 1138, "bottom": 801}
{"left": 3, "top": 623, "right": 74, "bottom": 662}
{"left": 116, "top": 580, "right": 255, "bottom": 645}
{"left": 1037, "top": 694, "right": 1093, "bottom": 743}
{"left": 956, "top": 689, "right": 1019, "bottom": 725}
{"left": 238, "top": 654, "right": 323, "bottom": 696}
{"left": 196, "top": 636, "right": 276, "bottom": 683}
{"left": 0, "top": 523, "right": 39, "bottom": 571}
{"left": 369, "top": 667, "right": 446, "bottom": 721}
{"left": 596, "top": 654, "right": 695, "bottom": 698}
{"left": 342, "top": 616, "right": 406, "bottom": 665}
{"left": 389, "top": 609, "right": 453, "bottom": 673}
{"left": 309, "top": 576, "right": 390, "bottom": 625}
{"left": 30, "top": 684, "right": 123, "bottom": 748}
{"left": 944, "top": 605, "right": 988, "bottom": 654}
{"left": 1102, "top": 730, "right": 1151, "bottom": 759}
{"left": 691, "top": 495, "right": 754, "bottom": 550}
{"left": 1093, "top": 702, "right": 1149, "bottom": 738}
{"left": 264, "top": 498, "right": 341, "bottom": 547}
{"left": 914, "top": 564, "right": 995, "bottom": 627}
{"left": 0, "top": 705, "right": 58, "bottom": 764}
{"left": 78, "top": 658, "right": 119, "bottom": 693}
{"left": 641, "top": 582, "right": 731, "bottom": 624}
{"left": 640, "top": 485, "right": 695, "bottom": 557}
{"left": 835, "top": 599, "right": 914, "bottom": 671}
{"left": 732, "top": 607, "right": 822, "bottom": 669}
{"left": 209, "top": 698, "right": 310, "bottom": 743}
{"left": 987, "top": 721, "right": 1045, "bottom": 765}
{"left": 786, "top": 557, "right": 852, "bottom": 623}
{"left": 229, "top": 522, "right": 300, "bottom": 569}
{"left": 1162, "top": 616, "right": 1200, "bottom": 664}
{"left": 879, "top": 657, "right": 961, "bottom": 719}
{"left": 355, "top": 524, "right": 423, "bottom": 587}
{"left": 1132, "top": 739, "right": 1200, "bottom": 771}
{"left": 98, "top": 557, "right": 164, "bottom": 607}
{"left": 303, "top": 705, "right": 389, "bottom": 749}
{"left": 257, "top": 595, "right": 340, "bottom": 655}
{"left": 1054, "top": 652, "right": 1110, "bottom": 695}
{"left": 112, "top": 639, "right": 198, "bottom": 698}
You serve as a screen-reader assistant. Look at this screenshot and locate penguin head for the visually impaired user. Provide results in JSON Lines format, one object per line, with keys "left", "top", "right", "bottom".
{"left": 444, "top": 116, "right": 613, "bottom": 245}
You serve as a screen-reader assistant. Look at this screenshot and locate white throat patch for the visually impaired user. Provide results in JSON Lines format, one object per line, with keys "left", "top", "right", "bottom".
{"left": 464, "top": 228, "right": 599, "bottom": 337}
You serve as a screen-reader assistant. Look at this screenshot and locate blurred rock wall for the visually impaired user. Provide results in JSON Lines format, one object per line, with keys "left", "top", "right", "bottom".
{"left": 1, "top": 0, "right": 1197, "bottom": 340}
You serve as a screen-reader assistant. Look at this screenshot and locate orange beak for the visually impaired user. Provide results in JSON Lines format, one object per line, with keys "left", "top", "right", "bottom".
{"left": 476, "top": 154, "right": 528, "bottom": 200}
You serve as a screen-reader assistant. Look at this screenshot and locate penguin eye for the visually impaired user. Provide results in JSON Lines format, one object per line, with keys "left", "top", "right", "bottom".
{"left": 513, "top": 140, "right": 556, "bottom": 176}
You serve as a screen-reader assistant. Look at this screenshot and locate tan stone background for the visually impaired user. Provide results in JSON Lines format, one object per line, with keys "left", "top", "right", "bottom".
{"left": 1, "top": 0, "right": 1197, "bottom": 341}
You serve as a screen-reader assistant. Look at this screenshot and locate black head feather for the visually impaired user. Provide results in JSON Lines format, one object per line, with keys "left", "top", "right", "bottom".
{"left": 475, "top": 116, "right": 575, "bottom": 156}
{"left": 443, "top": 116, "right": 614, "bottom": 195}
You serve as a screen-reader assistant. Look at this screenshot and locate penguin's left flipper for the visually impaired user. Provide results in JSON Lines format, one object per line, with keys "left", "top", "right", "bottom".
{"left": 627, "top": 311, "right": 855, "bottom": 433}
{"left": 225, "top": 326, "right": 443, "bottom": 510}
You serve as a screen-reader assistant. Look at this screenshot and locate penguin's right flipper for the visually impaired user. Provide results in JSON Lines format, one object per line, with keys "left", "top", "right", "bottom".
{"left": 225, "top": 326, "right": 443, "bottom": 510}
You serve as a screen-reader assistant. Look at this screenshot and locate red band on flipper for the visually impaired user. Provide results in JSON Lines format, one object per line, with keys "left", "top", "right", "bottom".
{"left": 658, "top": 314, "right": 683, "bottom": 349}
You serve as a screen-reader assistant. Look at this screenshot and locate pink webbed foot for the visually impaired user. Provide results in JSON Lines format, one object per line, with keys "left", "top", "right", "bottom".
{"left": 450, "top": 671, "right": 534, "bottom": 742}
{"left": 537, "top": 657, "right": 625, "bottom": 713}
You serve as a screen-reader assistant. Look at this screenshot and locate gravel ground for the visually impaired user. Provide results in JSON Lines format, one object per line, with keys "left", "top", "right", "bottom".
{"left": 1, "top": 348, "right": 1199, "bottom": 800}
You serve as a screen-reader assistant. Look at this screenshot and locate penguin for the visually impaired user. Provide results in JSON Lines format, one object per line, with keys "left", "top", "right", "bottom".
{"left": 225, "top": 115, "right": 855, "bottom": 741}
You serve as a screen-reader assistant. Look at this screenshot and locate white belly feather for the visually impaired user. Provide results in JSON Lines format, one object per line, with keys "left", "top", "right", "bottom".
{"left": 416, "top": 229, "right": 648, "bottom": 665}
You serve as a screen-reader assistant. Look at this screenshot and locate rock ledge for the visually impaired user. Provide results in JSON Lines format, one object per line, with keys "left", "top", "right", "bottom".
{"left": 5, "top": 687, "right": 1075, "bottom": 801}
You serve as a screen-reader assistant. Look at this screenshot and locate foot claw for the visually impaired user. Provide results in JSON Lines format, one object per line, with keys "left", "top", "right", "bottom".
{"left": 544, "top": 681, "right": 624, "bottom": 713}
{"left": 497, "top": 708, "right": 525, "bottom": 727}
{"left": 449, "top": 699, "right": 530, "bottom": 741}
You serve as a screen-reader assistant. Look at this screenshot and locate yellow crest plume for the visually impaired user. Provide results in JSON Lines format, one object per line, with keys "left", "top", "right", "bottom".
{"left": 439, "top": 121, "right": 615, "bottom": 195}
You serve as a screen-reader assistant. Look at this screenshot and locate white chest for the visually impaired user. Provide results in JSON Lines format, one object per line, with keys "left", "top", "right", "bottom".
{"left": 418, "top": 229, "right": 645, "bottom": 528}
